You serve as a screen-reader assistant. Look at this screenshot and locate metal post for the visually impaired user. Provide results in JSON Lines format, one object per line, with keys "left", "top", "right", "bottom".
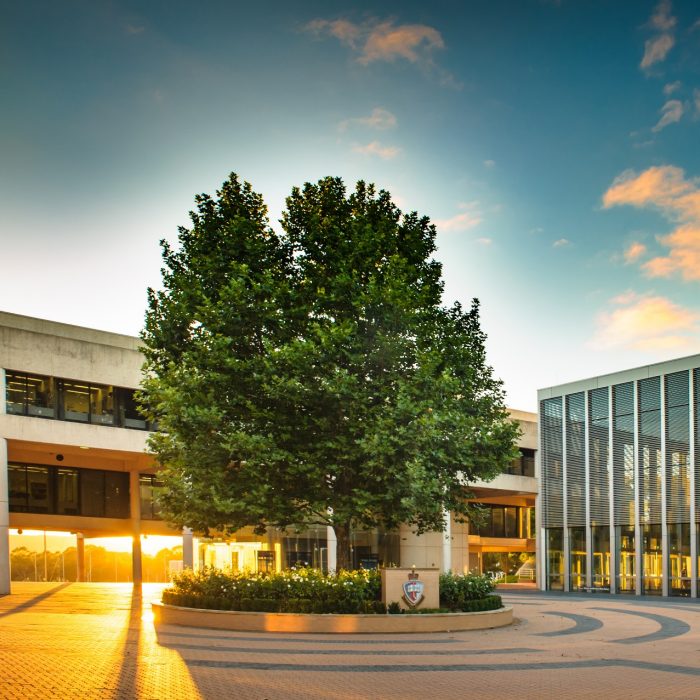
{"left": 563, "top": 396, "right": 570, "bottom": 592}
{"left": 689, "top": 370, "right": 697, "bottom": 598}
{"left": 584, "top": 390, "right": 593, "bottom": 589}
{"left": 608, "top": 385, "right": 617, "bottom": 593}
{"left": 634, "top": 380, "right": 642, "bottom": 595}
{"left": 661, "top": 376, "right": 669, "bottom": 597}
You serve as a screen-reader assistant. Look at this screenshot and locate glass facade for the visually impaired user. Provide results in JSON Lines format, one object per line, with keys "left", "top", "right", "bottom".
{"left": 9, "top": 463, "right": 130, "bottom": 518}
{"left": 541, "top": 362, "right": 700, "bottom": 596}
{"left": 4, "top": 370, "right": 149, "bottom": 430}
{"left": 472, "top": 504, "right": 534, "bottom": 539}
{"left": 504, "top": 448, "right": 535, "bottom": 477}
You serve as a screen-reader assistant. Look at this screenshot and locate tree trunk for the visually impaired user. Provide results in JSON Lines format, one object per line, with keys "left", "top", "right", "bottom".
{"left": 334, "top": 521, "right": 352, "bottom": 571}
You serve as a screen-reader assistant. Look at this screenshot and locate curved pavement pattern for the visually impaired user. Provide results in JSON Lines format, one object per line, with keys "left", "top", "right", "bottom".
{"left": 2, "top": 583, "right": 700, "bottom": 698}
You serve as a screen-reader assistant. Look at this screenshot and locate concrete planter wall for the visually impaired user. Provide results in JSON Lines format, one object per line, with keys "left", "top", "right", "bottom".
{"left": 152, "top": 601, "right": 512, "bottom": 634}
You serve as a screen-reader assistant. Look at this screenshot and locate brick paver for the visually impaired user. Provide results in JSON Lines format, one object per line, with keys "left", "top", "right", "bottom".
{"left": 2, "top": 583, "right": 700, "bottom": 698}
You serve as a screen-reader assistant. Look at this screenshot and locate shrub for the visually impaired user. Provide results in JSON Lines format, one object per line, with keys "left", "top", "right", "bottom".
{"left": 439, "top": 572, "right": 496, "bottom": 611}
{"left": 163, "top": 566, "right": 383, "bottom": 614}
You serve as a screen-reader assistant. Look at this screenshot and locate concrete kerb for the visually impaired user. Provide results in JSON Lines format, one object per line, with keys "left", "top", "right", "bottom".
{"left": 152, "top": 601, "right": 513, "bottom": 634}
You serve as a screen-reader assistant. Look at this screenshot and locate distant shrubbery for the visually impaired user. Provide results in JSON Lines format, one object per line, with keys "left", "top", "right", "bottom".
{"left": 162, "top": 568, "right": 502, "bottom": 614}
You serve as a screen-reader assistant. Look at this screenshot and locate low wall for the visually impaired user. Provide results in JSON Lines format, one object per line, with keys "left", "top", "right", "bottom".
{"left": 152, "top": 602, "right": 512, "bottom": 634}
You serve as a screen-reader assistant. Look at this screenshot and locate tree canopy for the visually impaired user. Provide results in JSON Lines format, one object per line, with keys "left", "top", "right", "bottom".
{"left": 140, "top": 174, "right": 520, "bottom": 569}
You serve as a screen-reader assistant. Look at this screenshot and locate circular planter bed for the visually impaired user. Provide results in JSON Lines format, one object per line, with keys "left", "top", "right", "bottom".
{"left": 151, "top": 601, "right": 513, "bottom": 634}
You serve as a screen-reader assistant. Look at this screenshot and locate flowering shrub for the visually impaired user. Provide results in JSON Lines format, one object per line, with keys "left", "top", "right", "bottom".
{"left": 163, "top": 567, "right": 383, "bottom": 614}
{"left": 438, "top": 572, "right": 496, "bottom": 611}
{"left": 162, "top": 568, "right": 500, "bottom": 614}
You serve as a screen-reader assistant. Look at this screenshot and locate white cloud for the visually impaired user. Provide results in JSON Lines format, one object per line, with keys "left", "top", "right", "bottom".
{"left": 483, "top": 159, "right": 496, "bottom": 168}
{"left": 663, "top": 80, "right": 681, "bottom": 95}
{"left": 694, "top": 89, "right": 700, "bottom": 118}
{"left": 125, "top": 24, "right": 145, "bottom": 35}
{"left": 652, "top": 99, "right": 684, "bottom": 132}
{"left": 339, "top": 108, "right": 397, "bottom": 132}
{"left": 641, "top": 33, "right": 675, "bottom": 69}
{"left": 603, "top": 165, "right": 700, "bottom": 281}
{"left": 641, "top": 2, "right": 676, "bottom": 70}
{"left": 475, "top": 237, "right": 492, "bottom": 245}
{"left": 650, "top": 0, "right": 676, "bottom": 31}
{"left": 590, "top": 292, "right": 699, "bottom": 351}
{"left": 352, "top": 141, "right": 400, "bottom": 159}
{"left": 552, "top": 238, "right": 571, "bottom": 248}
{"left": 434, "top": 206, "right": 482, "bottom": 232}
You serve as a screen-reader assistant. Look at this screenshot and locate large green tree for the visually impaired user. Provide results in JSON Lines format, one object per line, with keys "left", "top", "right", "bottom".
{"left": 140, "top": 174, "right": 520, "bottom": 570}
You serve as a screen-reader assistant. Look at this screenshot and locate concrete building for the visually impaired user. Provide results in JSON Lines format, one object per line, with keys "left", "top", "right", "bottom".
{"left": 1, "top": 311, "right": 537, "bottom": 593}
{"left": 538, "top": 354, "right": 700, "bottom": 597}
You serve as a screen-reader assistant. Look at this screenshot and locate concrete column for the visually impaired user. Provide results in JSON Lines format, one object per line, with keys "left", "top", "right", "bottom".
{"left": 129, "top": 471, "right": 142, "bottom": 585}
{"left": 182, "top": 527, "right": 194, "bottom": 569}
{"left": 0, "top": 437, "right": 9, "bottom": 595}
{"left": 76, "top": 533, "right": 85, "bottom": 582}
{"left": 442, "top": 510, "right": 452, "bottom": 573}
{"left": 326, "top": 525, "right": 337, "bottom": 574}
{"left": 535, "top": 409, "right": 545, "bottom": 591}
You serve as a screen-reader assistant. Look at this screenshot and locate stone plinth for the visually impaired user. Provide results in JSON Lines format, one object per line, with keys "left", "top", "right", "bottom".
{"left": 381, "top": 567, "right": 440, "bottom": 611}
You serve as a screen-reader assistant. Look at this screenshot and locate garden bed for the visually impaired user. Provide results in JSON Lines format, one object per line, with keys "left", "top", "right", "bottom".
{"left": 152, "top": 601, "right": 513, "bottom": 634}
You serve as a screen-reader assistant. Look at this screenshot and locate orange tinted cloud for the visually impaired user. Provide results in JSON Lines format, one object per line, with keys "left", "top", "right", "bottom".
{"left": 306, "top": 18, "right": 450, "bottom": 78}
{"left": 603, "top": 166, "right": 700, "bottom": 280}
{"left": 624, "top": 241, "right": 647, "bottom": 263}
{"left": 434, "top": 210, "right": 482, "bottom": 233}
{"left": 591, "top": 292, "right": 699, "bottom": 351}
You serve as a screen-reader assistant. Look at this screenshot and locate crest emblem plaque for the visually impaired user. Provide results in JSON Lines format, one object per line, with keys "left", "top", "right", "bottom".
{"left": 402, "top": 570, "right": 425, "bottom": 607}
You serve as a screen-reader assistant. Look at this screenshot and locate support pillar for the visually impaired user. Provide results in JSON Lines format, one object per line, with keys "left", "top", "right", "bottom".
{"left": 182, "top": 527, "right": 194, "bottom": 569}
{"left": 442, "top": 510, "right": 452, "bottom": 573}
{"left": 76, "top": 533, "right": 85, "bottom": 582}
{"left": 326, "top": 525, "right": 337, "bottom": 574}
{"left": 129, "top": 471, "right": 142, "bottom": 586}
{"left": 0, "top": 437, "right": 9, "bottom": 595}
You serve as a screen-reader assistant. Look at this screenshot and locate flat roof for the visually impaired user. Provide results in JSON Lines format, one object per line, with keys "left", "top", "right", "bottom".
{"left": 538, "top": 352, "right": 700, "bottom": 401}
{"left": 0, "top": 310, "right": 141, "bottom": 351}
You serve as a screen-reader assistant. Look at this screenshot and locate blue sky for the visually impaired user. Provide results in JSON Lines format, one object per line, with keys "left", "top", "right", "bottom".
{"left": 2, "top": 0, "right": 700, "bottom": 410}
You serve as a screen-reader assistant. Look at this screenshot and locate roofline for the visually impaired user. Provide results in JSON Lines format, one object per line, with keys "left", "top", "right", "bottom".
{"left": 538, "top": 352, "right": 700, "bottom": 401}
{"left": 0, "top": 310, "right": 142, "bottom": 351}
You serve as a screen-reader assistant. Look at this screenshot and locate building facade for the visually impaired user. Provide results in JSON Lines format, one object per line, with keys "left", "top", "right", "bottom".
{"left": 1, "top": 311, "right": 536, "bottom": 593}
{"left": 538, "top": 355, "right": 700, "bottom": 597}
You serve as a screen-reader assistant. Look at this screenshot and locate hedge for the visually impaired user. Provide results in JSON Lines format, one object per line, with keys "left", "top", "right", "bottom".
{"left": 162, "top": 568, "right": 501, "bottom": 615}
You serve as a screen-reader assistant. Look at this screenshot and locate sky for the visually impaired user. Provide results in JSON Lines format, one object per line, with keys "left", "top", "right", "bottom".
{"left": 2, "top": 0, "right": 700, "bottom": 412}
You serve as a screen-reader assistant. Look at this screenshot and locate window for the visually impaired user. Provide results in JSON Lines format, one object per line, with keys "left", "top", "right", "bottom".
{"left": 117, "top": 388, "right": 147, "bottom": 429}
{"left": 9, "top": 463, "right": 131, "bottom": 519}
{"left": 5, "top": 372, "right": 55, "bottom": 418}
{"left": 139, "top": 474, "right": 162, "bottom": 520}
{"left": 5, "top": 369, "right": 150, "bottom": 431}
{"left": 505, "top": 448, "right": 535, "bottom": 477}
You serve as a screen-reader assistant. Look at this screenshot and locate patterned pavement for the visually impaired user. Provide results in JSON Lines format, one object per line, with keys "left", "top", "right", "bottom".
{"left": 1, "top": 583, "right": 700, "bottom": 698}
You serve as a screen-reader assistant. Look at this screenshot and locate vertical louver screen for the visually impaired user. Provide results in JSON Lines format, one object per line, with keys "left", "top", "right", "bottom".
{"left": 665, "top": 370, "right": 690, "bottom": 524}
{"left": 638, "top": 376, "right": 662, "bottom": 525}
{"left": 588, "top": 387, "right": 610, "bottom": 526}
{"left": 541, "top": 397, "right": 563, "bottom": 527}
{"left": 566, "top": 392, "right": 586, "bottom": 526}
{"left": 613, "top": 383, "right": 635, "bottom": 526}
{"left": 695, "top": 368, "right": 700, "bottom": 524}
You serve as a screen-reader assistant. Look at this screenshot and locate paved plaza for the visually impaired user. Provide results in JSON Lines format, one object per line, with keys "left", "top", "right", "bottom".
{"left": 2, "top": 583, "right": 700, "bottom": 698}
